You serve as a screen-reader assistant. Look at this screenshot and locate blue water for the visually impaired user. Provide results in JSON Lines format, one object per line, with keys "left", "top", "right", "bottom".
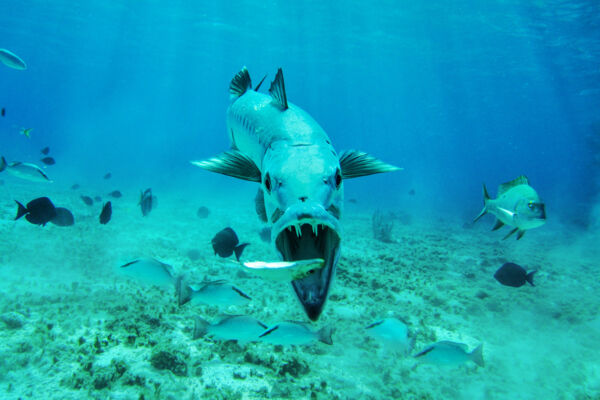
{"left": 2, "top": 0, "right": 599, "bottom": 222}
{"left": 1, "top": 1, "right": 600, "bottom": 397}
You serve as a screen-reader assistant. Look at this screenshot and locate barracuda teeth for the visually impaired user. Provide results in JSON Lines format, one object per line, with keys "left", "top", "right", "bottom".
{"left": 312, "top": 223, "right": 318, "bottom": 236}
{"left": 295, "top": 224, "right": 301, "bottom": 238}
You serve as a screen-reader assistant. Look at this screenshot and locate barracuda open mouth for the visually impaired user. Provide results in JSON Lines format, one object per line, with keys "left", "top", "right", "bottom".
{"left": 275, "top": 220, "right": 341, "bottom": 321}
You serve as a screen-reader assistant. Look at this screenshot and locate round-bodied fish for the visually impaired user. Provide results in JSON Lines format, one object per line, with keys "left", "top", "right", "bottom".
{"left": 365, "top": 317, "right": 415, "bottom": 355}
{"left": 193, "top": 315, "right": 267, "bottom": 344}
{"left": 413, "top": 341, "right": 484, "bottom": 367}
{"left": 258, "top": 321, "right": 333, "bottom": 346}
{"left": 0, "top": 157, "right": 51, "bottom": 183}
{"left": 177, "top": 279, "right": 250, "bottom": 307}
{"left": 118, "top": 258, "right": 176, "bottom": 288}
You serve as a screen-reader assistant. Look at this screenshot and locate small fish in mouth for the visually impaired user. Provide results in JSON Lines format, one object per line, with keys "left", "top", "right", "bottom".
{"left": 193, "top": 67, "right": 400, "bottom": 320}
{"left": 242, "top": 258, "right": 324, "bottom": 281}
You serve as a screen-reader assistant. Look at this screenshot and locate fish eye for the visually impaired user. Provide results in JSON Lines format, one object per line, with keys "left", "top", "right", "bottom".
{"left": 264, "top": 173, "right": 271, "bottom": 193}
{"left": 528, "top": 202, "right": 534, "bottom": 209}
{"left": 335, "top": 169, "right": 342, "bottom": 189}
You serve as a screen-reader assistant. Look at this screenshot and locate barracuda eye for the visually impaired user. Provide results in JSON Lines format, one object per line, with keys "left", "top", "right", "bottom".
{"left": 335, "top": 169, "right": 342, "bottom": 189}
{"left": 264, "top": 173, "right": 271, "bottom": 193}
{"left": 528, "top": 201, "right": 534, "bottom": 209}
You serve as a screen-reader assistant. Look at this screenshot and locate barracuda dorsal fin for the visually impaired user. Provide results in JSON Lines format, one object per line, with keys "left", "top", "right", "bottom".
{"left": 269, "top": 68, "right": 288, "bottom": 110}
{"left": 498, "top": 175, "right": 529, "bottom": 195}
{"left": 191, "top": 150, "right": 261, "bottom": 182}
{"left": 229, "top": 67, "right": 252, "bottom": 97}
{"left": 339, "top": 150, "right": 402, "bottom": 178}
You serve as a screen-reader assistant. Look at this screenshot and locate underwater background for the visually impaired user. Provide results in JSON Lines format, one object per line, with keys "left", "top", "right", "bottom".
{"left": 1, "top": 1, "right": 599, "bottom": 399}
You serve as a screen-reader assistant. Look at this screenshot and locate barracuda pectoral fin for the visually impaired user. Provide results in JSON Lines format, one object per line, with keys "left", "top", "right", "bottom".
{"left": 491, "top": 219, "right": 504, "bottom": 231}
{"left": 339, "top": 150, "right": 402, "bottom": 178}
{"left": 191, "top": 150, "right": 261, "bottom": 182}
{"left": 255, "top": 189, "right": 268, "bottom": 222}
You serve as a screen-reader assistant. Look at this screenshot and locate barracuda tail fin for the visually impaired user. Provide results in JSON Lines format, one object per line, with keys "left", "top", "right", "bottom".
{"left": 338, "top": 150, "right": 401, "bottom": 178}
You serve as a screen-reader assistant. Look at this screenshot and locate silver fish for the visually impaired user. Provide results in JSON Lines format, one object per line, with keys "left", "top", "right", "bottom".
{"left": 0, "top": 157, "right": 51, "bottom": 183}
{"left": 258, "top": 321, "right": 333, "bottom": 346}
{"left": 242, "top": 258, "right": 324, "bottom": 281}
{"left": 193, "top": 315, "right": 267, "bottom": 344}
{"left": 0, "top": 48, "right": 27, "bottom": 70}
{"left": 414, "top": 341, "right": 484, "bottom": 367}
{"left": 474, "top": 175, "right": 546, "bottom": 240}
{"left": 192, "top": 67, "right": 400, "bottom": 320}
{"left": 118, "top": 257, "right": 176, "bottom": 288}
{"left": 365, "top": 317, "right": 415, "bottom": 355}
{"left": 177, "top": 279, "right": 250, "bottom": 307}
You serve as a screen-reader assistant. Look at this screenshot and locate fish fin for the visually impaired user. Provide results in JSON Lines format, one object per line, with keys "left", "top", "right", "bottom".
{"left": 229, "top": 67, "right": 252, "bottom": 97}
{"left": 317, "top": 326, "right": 334, "bottom": 345}
{"left": 177, "top": 277, "right": 194, "bottom": 306}
{"left": 193, "top": 317, "right": 210, "bottom": 340}
{"left": 470, "top": 344, "right": 484, "bottom": 367}
{"left": 231, "top": 285, "right": 251, "bottom": 300}
{"left": 0, "top": 156, "right": 6, "bottom": 172}
{"left": 234, "top": 243, "right": 250, "bottom": 261}
{"left": 498, "top": 175, "right": 529, "bottom": 195}
{"left": 119, "top": 259, "right": 140, "bottom": 268}
{"left": 526, "top": 270, "right": 536, "bottom": 286}
{"left": 255, "top": 74, "right": 267, "bottom": 91}
{"left": 255, "top": 189, "right": 268, "bottom": 222}
{"left": 191, "top": 150, "right": 261, "bottom": 182}
{"left": 258, "top": 325, "right": 278, "bottom": 338}
{"left": 516, "top": 230, "right": 525, "bottom": 240}
{"left": 502, "top": 227, "right": 519, "bottom": 240}
{"left": 491, "top": 219, "right": 504, "bottom": 231}
{"left": 473, "top": 184, "right": 489, "bottom": 223}
{"left": 339, "top": 150, "right": 402, "bottom": 178}
{"left": 269, "top": 68, "right": 288, "bottom": 110}
{"left": 14, "top": 201, "right": 27, "bottom": 220}
{"left": 37, "top": 168, "right": 50, "bottom": 181}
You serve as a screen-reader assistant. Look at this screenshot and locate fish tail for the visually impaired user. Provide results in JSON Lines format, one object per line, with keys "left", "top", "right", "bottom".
{"left": 14, "top": 200, "right": 27, "bottom": 220}
{"left": 234, "top": 243, "right": 250, "bottom": 261}
{"left": 192, "top": 317, "right": 210, "bottom": 340}
{"left": 0, "top": 156, "right": 6, "bottom": 172}
{"left": 317, "top": 326, "right": 334, "bottom": 345}
{"left": 176, "top": 276, "right": 193, "bottom": 306}
{"left": 470, "top": 344, "right": 485, "bottom": 367}
{"left": 526, "top": 270, "right": 536, "bottom": 286}
{"left": 473, "top": 184, "right": 489, "bottom": 223}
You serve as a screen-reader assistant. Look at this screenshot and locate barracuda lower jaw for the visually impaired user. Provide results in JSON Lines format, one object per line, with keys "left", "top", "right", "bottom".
{"left": 275, "top": 221, "right": 341, "bottom": 321}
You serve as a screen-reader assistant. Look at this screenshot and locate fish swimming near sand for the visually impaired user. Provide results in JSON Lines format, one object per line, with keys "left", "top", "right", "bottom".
{"left": 15, "top": 197, "right": 57, "bottom": 226}
{"left": 211, "top": 227, "right": 249, "bottom": 261}
{"left": 99, "top": 201, "right": 112, "bottom": 224}
{"left": 0, "top": 48, "right": 27, "bottom": 70}
{"left": 139, "top": 188, "right": 155, "bottom": 216}
{"left": 192, "top": 67, "right": 400, "bottom": 320}
{"left": 177, "top": 279, "right": 251, "bottom": 307}
{"left": 41, "top": 147, "right": 50, "bottom": 155}
{"left": 80, "top": 195, "right": 93, "bottom": 206}
{"left": 109, "top": 190, "right": 122, "bottom": 198}
{"left": 0, "top": 157, "right": 51, "bottom": 182}
{"left": 40, "top": 157, "right": 55, "bottom": 166}
{"left": 414, "top": 341, "right": 484, "bottom": 367}
{"left": 71, "top": 183, "right": 80, "bottom": 190}
{"left": 193, "top": 315, "right": 267, "bottom": 344}
{"left": 104, "top": 172, "right": 112, "bottom": 179}
{"left": 365, "top": 317, "right": 415, "bottom": 355}
{"left": 494, "top": 262, "right": 536, "bottom": 287}
{"left": 259, "top": 321, "right": 333, "bottom": 346}
{"left": 474, "top": 176, "right": 546, "bottom": 240}
{"left": 50, "top": 207, "right": 75, "bottom": 226}
{"left": 118, "top": 258, "right": 176, "bottom": 288}
{"left": 197, "top": 206, "right": 210, "bottom": 218}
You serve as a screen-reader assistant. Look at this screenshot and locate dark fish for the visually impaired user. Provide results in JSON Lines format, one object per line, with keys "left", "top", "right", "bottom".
{"left": 197, "top": 206, "right": 210, "bottom": 218}
{"left": 51, "top": 207, "right": 74, "bottom": 226}
{"left": 15, "top": 197, "right": 57, "bottom": 226}
{"left": 104, "top": 172, "right": 112, "bottom": 179}
{"left": 211, "top": 227, "right": 249, "bottom": 261}
{"left": 139, "top": 188, "right": 154, "bottom": 216}
{"left": 94, "top": 196, "right": 102, "bottom": 202}
{"left": 41, "top": 147, "right": 50, "bottom": 155}
{"left": 109, "top": 190, "right": 122, "bottom": 198}
{"left": 494, "top": 263, "right": 536, "bottom": 287}
{"left": 408, "top": 189, "right": 416, "bottom": 196}
{"left": 1, "top": 108, "right": 5, "bottom": 117}
{"left": 348, "top": 198, "right": 358, "bottom": 204}
{"left": 71, "top": 183, "right": 80, "bottom": 190}
{"left": 258, "top": 226, "right": 271, "bottom": 243}
{"left": 40, "top": 157, "right": 55, "bottom": 165}
{"left": 99, "top": 201, "right": 112, "bottom": 224}
{"left": 80, "top": 195, "right": 94, "bottom": 206}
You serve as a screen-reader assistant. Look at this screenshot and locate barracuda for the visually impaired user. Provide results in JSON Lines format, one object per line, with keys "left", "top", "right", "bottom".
{"left": 192, "top": 67, "right": 400, "bottom": 320}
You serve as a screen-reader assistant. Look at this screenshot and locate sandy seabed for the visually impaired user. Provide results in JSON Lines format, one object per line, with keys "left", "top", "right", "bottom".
{"left": 0, "top": 181, "right": 598, "bottom": 400}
